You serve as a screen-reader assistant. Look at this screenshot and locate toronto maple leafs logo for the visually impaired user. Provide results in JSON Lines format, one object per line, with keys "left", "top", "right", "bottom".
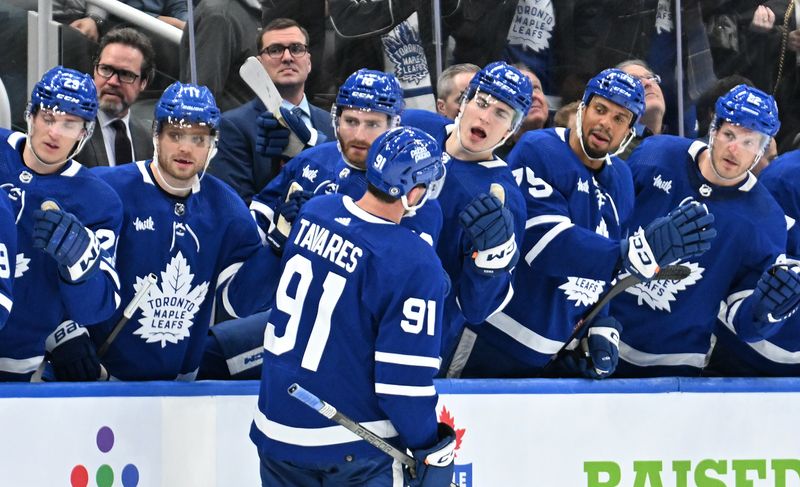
{"left": 623, "top": 261, "right": 704, "bottom": 311}
{"left": 559, "top": 277, "right": 606, "bottom": 307}
{"left": 596, "top": 218, "right": 609, "bottom": 238}
{"left": 506, "top": 0, "right": 555, "bottom": 53}
{"left": 382, "top": 18, "right": 429, "bottom": 85}
{"left": 14, "top": 253, "right": 29, "bottom": 278}
{"left": 133, "top": 252, "right": 209, "bottom": 347}
{"left": 655, "top": 0, "right": 673, "bottom": 34}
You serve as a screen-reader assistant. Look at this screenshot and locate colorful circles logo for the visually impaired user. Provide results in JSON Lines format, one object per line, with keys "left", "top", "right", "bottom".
{"left": 70, "top": 426, "right": 140, "bottom": 487}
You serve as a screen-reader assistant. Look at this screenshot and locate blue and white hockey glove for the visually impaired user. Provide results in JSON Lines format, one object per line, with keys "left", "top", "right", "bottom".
{"left": 621, "top": 201, "right": 716, "bottom": 280}
{"left": 459, "top": 193, "right": 518, "bottom": 276}
{"left": 278, "top": 106, "right": 326, "bottom": 147}
{"left": 404, "top": 422, "right": 457, "bottom": 487}
{"left": 255, "top": 111, "right": 290, "bottom": 158}
{"left": 267, "top": 186, "right": 313, "bottom": 255}
{"left": 33, "top": 208, "right": 102, "bottom": 282}
{"left": 45, "top": 321, "right": 103, "bottom": 381}
{"left": 557, "top": 316, "right": 622, "bottom": 379}
{"left": 753, "top": 264, "right": 800, "bottom": 325}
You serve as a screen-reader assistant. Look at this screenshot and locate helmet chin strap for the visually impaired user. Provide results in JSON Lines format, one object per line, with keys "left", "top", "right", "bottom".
{"left": 150, "top": 134, "right": 218, "bottom": 194}
{"left": 25, "top": 114, "right": 92, "bottom": 169}
{"left": 575, "top": 102, "right": 636, "bottom": 165}
{"left": 401, "top": 189, "right": 430, "bottom": 215}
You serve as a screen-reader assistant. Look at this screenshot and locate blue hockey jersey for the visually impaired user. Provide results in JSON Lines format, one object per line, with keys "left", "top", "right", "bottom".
{"left": 707, "top": 150, "right": 800, "bottom": 376}
{"left": 611, "top": 136, "right": 787, "bottom": 376}
{"left": 0, "top": 194, "right": 16, "bottom": 331}
{"left": 462, "top": 127, "right": 633, "bottom": 375}
{"left": 90, "top": 161, "right": 278, "bottom": 380}
{"left": 0, "top": 129, "right": 122, "bottom": 380}
{"left": 250, "top": 194, "right": 448, "bottom": 462}
{"left": 403, "top": 109, "right": 527, "bottom": 362}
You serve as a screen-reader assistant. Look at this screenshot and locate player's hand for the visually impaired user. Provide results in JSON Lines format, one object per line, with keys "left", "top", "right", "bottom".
{"left": 267, "top": 187, "right": 313, "bottom": 255}
{"left": 460, "top": 192, "right": 518, "bottom": 276}
{"left": 404, "top": 423, "right": 457, "bottom": 487}
{"left": 753, "top": 264, "right": 800, "bottom": 324}
{"left": 556, "top": 316, "right": 622, "bottom": 379}
{"left": 278, "top": 107, "right": 326, "bottom": 147}
{"left": 255, "top": 111, "right": 290, "bottom": 158}
{"left": 69, "top": 17, "right": 100, "bottom": 42}
{"left": 33, "top": 208, "right": 101, "bottom": 282}
{"left": 45, "top": 321, "right": 104, "bottom": 381}
{"left": 621, "top": 200, "right": 716, "bottom": 280}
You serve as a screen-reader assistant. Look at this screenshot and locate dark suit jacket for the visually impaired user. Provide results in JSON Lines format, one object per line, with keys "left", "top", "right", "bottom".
{"left": 78, "top": 115, "right": 154, "bottom": 168}
{"left": 208, "top": 97, "right": 334, "bottom": 202}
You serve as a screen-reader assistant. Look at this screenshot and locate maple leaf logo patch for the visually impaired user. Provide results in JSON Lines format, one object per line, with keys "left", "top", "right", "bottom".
{"left": 559, "top": 277, "right": 606, "bottom": 307}
{"left": 438, "top": 405, "right": 466, "bottom": 455}
{"left": 133, "top": 252, "right": 209, "bottom": 347}
{"left": 623, "top": 261, "right": 704, "bottom": 311}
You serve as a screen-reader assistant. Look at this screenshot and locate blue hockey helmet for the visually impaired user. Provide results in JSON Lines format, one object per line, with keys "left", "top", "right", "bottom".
{"left": 29, "top": 66, "right": 98, "bottom": 121}
{"left": 466, "top": 61, "right": 533, "bottom": 127}
{"left": 582, "top": 68, "right": 645, "bottom": 126}
{"left": 714, "top": 84, "right": 780, "bottom": 137}
{"left": 336, "top": 69, "right": 404, "bottom": 117}
{"left": 154, "top": 82, "right": 220, "bottom": 132}
{"left": 366, "top": 127, "right": 444, "bottom": 200}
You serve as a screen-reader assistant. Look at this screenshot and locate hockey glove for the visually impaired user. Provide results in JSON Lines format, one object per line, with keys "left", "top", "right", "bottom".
{"left": 267, "top": 184, "right": 312, "bottom": 255}
{"left": 460, "top": 193, "right": 518, "bottom": 276}
{"left": 557, "top": 316, "right": 622, "bottom": 379}
{"left": 255, "top": 111, "right": 290, "bottom": 158}
{"left": 33, "top": 208, "right": 101, "bottom": 282}
{"left": 621, "top": 201, "right": 716, "bottom": 280}
{"left": 45, "top": 321, "right": 103, "bottom": 381}
{"left": 404, "top": 422, "right": 457, "bottom": 487}
{"left": 753, "top": 264, "right": 800, "bottom": 325}
{"left": 278, "top": 106, "right": 326, "bottom": 147}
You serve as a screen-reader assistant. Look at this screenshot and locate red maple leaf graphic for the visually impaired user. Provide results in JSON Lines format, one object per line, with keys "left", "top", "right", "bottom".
{"left": 438, "top": 405, "right": 466, "bottom": 454}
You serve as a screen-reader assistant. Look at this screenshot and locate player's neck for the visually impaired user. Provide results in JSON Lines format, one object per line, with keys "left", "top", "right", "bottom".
{"left": 568, "top": 130, "right": 604, "bottom": 171}
{"left": 444, "top": 132, "right": 493, "bottom": 162}
{"left": 355, "top": 194, "right": 403, "bottom": 224}
{"left": 150, "top": 161, "right": 192, "bottom": 197}
{"left": 22, "top": 140, "right": 66, "bottom": 175}
{"left": 697, "top": 149, "right": 745, "bottom": 187}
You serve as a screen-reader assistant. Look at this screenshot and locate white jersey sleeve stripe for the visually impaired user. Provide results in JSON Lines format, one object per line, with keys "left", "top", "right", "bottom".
{"left": 619, "top": 340, "right": 707, "bottom": 368}
{"left": 217, "top": 262, "right": 243, "bottom": 291}
{"left": 524, "top": 221, "right": 574, "bottom": 265}
{"left": 99, "top": 260, "right": 120, "bottom": 290}
{"left": 718, "top": 289, "right": 753, "bottom": 330}
{"left": 0, "top": 356, "right": 44, "bottom": 374}
{"left": 218, "top": 262, "right": 245, "bottom": 318}
{"left": 253, "top": 408, "right": 398, "bottom": 447}
{"left": 374, "top": 351, "right": 440, "bottom": 369}
{"left": 375, "top": 383, "right": 437, "bottom": 397}
{"left": 250, "top": 200, "right": 276, "bottom": 232}
{"left": 744, "top": 337, "right": 800, "bottom": 364}
{"left": 0, "top": 292, "right": 12, "bottom": 313}
{"left": 486, "top": 311, "right": 563, "bottom": 354}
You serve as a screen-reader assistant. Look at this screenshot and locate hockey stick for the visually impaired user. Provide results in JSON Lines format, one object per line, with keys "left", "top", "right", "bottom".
{"left": 275, "top": 181, "right": 303, "bottom": 237}
{"left": 239, "top": 56, "right": 306, "bottom": 158}
{"left": 288, "top": 383, "right": 457, "bottom": 487}
{"left": 541, "top": 264, "right": 692, "bottom": 372}
{"left": 97, "top": 272, "right": 158, "bottom": 358}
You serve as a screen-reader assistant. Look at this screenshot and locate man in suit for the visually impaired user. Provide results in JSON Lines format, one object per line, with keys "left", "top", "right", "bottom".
{"left": 209, "top": 18, "right": 334, "bottom": 203}
{"left": 80, "top": 27, "right": 156, "bottom": 168}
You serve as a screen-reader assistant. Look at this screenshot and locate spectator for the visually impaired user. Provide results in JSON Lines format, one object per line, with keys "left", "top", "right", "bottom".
{"left": 615, "top": 59, "right": 665, "bottom": 159}
{"left": 554, "top": 100, "right": 580, "bottom": 129}
{"left": 496, "top": 64, "right": 550, "bottom": 159}
{"left": 80, "top": 27, "right": 156, "bottom": 167}
{"left": 436, "top": 63, "right": 480, "bottom": 119}
{"left": 208, "top": 18, "right": 334, "bottom": 202}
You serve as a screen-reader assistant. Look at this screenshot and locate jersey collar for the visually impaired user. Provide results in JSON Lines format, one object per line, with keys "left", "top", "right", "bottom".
{"left": 343, "top": 195, "right": 395, "bottom": 225}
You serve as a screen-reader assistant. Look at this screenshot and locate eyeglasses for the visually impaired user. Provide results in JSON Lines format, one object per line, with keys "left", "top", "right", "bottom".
{"left": 95, "top": 64, "right": 140, "bottom": 84}
{"left": 259, "top": 43, "right": 309, "bottom": 59}
{"left": 635, "top": 73, "right": 662, "bottom": 84}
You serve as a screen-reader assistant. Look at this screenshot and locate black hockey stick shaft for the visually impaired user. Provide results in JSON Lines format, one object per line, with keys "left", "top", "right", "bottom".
{"left": 288, "top": 383, "right": 457, "bottom": 487}
{"left": 543, "top": 264, "right": 691, "bottom": 370}
{"left": 97, "top": 273, "right": 158, "bottom": 358}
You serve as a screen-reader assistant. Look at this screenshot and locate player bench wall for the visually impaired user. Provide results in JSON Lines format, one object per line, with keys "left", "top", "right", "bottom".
{"left": 0, "top": 378, "right": 799, "bottom": 486}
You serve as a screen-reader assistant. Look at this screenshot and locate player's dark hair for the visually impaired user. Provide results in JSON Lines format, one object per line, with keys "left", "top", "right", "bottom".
{"left": 93, "top": 27, "right": 156, "bottom": 83}
{"left": 257, "top": 18, "right": 311, "bottom": 52}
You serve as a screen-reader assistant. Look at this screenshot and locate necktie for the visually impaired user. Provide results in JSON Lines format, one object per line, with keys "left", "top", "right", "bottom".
{"left": 110, "top": 119, "right": 133, "bottom": 165}
{"left": 291, "top": 106, "right": 306, "bottom": 126}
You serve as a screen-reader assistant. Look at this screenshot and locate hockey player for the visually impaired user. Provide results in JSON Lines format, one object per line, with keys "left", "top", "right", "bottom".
{"left": 198, "top": 70, "right": 443, "bottom": 380}
{"left": 250, "top": 127, "right": 454, "bottom": 487}
{"left": 610, "top": 84, "right": 800, "bottom": 377}
{"left": 705, "top": 146, "right": 800, "bottom": 376}
{"left": 0, "top": 196, "right": 16, "bottom": 330}
{"left": 404, "top": 61, "right": 532, "bottom": 375}
{"left": 51, "top": 82, "right": 283, "bottom": 381}
{"left": 0, "top": 66, "right": 122, "bottom": 381}
{"left": 454, "top": 68, "right": 717, "bottom": 379}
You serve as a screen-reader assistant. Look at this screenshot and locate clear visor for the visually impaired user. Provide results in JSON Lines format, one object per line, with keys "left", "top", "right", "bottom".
{"left": 34, "top": 108, "right": 88, "bottom": 139}
{"left": 465, "top": 88, "right": 523, "bottom": 130}
{"left": 711, "top": 123, "right": 771, "bottom": 163}
{"left": 158, "top": 122, "right": 217, "bottom": 148}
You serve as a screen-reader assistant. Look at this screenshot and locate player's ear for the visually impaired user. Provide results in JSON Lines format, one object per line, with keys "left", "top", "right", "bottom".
{"left": 436, "top": 98, "right": 445, "bottom": 115}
